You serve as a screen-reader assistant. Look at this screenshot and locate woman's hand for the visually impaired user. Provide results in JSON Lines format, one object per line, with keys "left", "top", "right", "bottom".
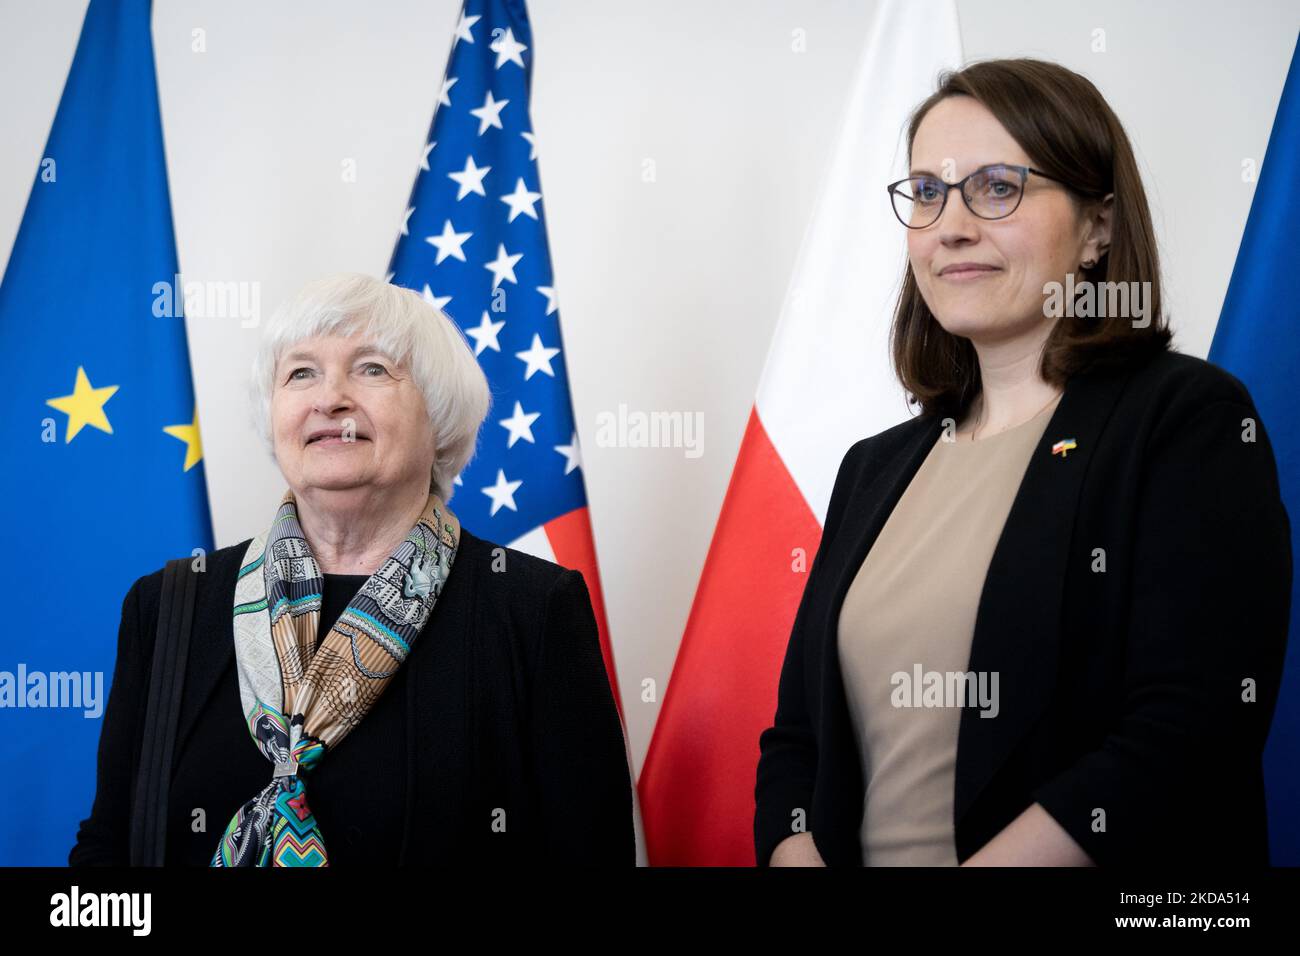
{"left": 959, "top": 802, "right": 1094, "bottom": 866}
{"left": 769, "top": 832, "right": 826, "bottom": 866}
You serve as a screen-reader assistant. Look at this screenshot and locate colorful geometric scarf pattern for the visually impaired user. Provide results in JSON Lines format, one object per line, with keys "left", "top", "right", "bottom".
{"left": 211, "top": 488, "right": 459, "bottom": 866}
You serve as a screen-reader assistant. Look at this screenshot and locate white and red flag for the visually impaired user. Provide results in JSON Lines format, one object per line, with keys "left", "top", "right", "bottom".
{"left": 639, "top": 0, "right": 964, "bottom": 865}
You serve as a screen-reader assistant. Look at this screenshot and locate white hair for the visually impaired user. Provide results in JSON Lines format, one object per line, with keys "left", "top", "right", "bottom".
{"left": 248, "top": 273, "right": 491, "bottom": 503}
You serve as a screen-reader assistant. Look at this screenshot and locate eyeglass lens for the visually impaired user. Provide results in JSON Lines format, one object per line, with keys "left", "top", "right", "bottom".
{"left": 892, "top": 165, "right": 1024, "bottom": 227}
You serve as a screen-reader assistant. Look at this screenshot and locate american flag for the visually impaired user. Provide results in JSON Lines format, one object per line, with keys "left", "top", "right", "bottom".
{"left": 385, "top": 0, "right": 623, "bottom": 713}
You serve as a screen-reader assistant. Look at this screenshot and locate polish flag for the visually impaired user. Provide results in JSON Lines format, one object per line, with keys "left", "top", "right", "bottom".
{"left": 638, "top": 0, "right": 964, "bottom": 865}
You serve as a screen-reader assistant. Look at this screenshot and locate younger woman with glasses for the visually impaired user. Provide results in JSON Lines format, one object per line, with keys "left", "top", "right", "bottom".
{"left": 755, "top": 58, "right": 1291, "bottom": 867}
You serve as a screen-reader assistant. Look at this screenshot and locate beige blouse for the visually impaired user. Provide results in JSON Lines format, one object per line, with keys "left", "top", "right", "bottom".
{"left": 836, "top": 394, "right": 1061, "bottom": 865}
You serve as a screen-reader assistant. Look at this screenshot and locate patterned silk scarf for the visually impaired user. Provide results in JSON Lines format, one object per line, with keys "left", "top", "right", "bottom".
{"left": 211, "top": 488, "right": 460, "bottom": 866}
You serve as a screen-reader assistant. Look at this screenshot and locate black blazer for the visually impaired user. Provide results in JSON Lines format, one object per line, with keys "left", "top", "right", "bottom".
{"left": 70, "top": 525, "right": 635, "bottom": 865}
{"left": 755, "top": 349, "right": 1292, "bottom": 867}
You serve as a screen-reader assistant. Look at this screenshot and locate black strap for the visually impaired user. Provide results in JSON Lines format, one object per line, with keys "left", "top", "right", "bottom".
{"left": 129, "top": 557, "right": 198, "bottom": 866}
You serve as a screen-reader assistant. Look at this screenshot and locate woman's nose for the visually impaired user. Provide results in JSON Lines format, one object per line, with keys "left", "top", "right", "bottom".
{"left": 312, "top": 370, "right": 354, "bottom": 414}
{"left": 934, "top": 190, "right": 982, "bottom": 243}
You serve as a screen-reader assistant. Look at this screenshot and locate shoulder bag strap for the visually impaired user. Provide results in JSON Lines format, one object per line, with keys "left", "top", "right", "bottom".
{"left": 128, "top": 556, "right": 198, "bottom": 866}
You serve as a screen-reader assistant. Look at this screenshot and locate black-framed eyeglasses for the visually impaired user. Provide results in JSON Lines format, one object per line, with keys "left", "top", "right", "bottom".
{"left": 886, "top": 163, "right": 1071, "bottom": 229}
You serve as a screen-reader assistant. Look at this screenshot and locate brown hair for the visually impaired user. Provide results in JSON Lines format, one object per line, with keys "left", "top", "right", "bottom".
{"left": 891, "top": 58, "right": 1172, "bottom": 420}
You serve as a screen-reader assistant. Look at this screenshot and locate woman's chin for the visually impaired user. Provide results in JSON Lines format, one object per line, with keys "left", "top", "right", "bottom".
{"left": 932, "top": 312, "right": 999, "bottom": 340}
{"left": 932, "top": 308, "right": 1036, "bottom": 344}
{"left": 299, "top": 469, "right": 369, "bottom": 491}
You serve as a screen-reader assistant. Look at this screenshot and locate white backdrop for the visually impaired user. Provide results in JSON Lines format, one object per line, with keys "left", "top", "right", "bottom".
{"left": 2, "top": 0, "right": 1295, "bottom": 775}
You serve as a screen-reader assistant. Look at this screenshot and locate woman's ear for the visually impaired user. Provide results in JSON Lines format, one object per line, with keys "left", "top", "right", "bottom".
{"left": 1081, "top": 192, "right": 1114, "bottom": 266}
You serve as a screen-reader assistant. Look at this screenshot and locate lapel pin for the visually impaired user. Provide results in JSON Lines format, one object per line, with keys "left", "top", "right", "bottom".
{"left": 1051, "top": 437, "right": 1078, "bottom": 458}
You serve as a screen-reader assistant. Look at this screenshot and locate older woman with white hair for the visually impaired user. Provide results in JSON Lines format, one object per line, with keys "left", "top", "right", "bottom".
{"left": 70, "top": 273, "right": 633, "bottom": 866}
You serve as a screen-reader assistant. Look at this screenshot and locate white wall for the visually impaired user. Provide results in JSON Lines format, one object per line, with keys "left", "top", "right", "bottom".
{"left": 2, "top": 0, "right": 1295, "bottom": 776}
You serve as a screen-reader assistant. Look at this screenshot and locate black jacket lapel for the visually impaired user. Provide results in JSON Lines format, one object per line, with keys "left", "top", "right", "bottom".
{"left": 172, "top": 544, "right": 245, "bottom": 771}
{"left": 954, "top": 366, "right": 1131, "bottom": 832}
{"left": 815, "top": 413, "right": 945, "bottom": 861}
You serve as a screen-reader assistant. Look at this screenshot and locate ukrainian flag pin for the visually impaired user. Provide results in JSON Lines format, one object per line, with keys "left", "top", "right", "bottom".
{"left": 1052, "top": 438, "right": 1078, "bottom": 458}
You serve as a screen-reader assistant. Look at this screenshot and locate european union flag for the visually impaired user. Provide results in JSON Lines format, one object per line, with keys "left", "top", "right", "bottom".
{"left": 1209, "top": 32, "right": 1300, "bottom": 866}
{"left": 0, "top": 0, "right": 213, "bottom": 865}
